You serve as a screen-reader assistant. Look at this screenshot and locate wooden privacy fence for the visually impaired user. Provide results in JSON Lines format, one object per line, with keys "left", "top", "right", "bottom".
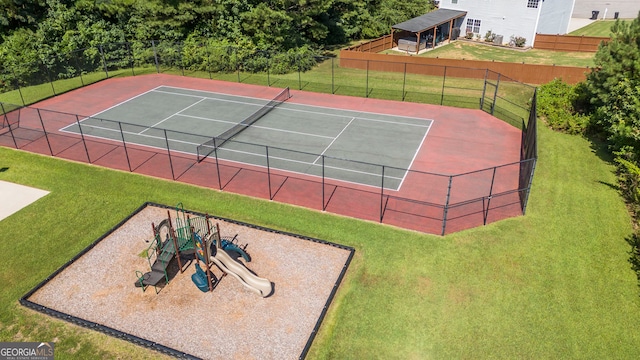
{"left": 344, "top": 34, "right": 395, "bottom": 53}
{"left": 533, "top": 34, "right": 609, "bottom": 52}
{"left": 339, "top": 50, "right": 592, "bottom": 84}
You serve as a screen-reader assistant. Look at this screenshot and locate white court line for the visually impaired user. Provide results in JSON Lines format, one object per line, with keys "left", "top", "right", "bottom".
{"left": 60, "top": 85, "right": 432, "bottom": 191}
{"left": 141, "top": 97, "right": 208, "bottom": 134}
{"left": 153, "top": 89, "right": 264, "bottom": 109}
{"left": 59, "top": 85, "right": 164, "bottom": 132}
{"left": 215, "top": 147, "right": 404, "bottom": 190}
{"left": 396, "top": 121, "right": 434, "bottom": 189}
{"left": 154, "top": 85, "right": 433, "bottom": 127}
{"left": 313, "top": 117, "right": 356, "bottom": 164}
{"left": 58, "top": 121, "right": 403, "bottom": 189}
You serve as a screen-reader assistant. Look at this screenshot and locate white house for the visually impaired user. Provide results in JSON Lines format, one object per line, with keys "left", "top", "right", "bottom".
{"left": 438, "top": 0, "right": 577, "bottom": 47}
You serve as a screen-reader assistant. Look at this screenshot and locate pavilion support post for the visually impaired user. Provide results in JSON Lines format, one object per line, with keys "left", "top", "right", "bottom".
{"left": 432, "top": 27, "right": 437, "bottom": 48}
{"left": 416, "top": 31, "right": 421, "bottom": 54}
{"left": 448, "top": 20, "right": 454, "bottom": 43}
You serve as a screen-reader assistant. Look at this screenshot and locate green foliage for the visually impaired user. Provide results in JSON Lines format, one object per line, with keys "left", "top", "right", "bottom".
{"left": 615, "top": 155, "right": 640, "bottom": 215}
{"left": 581, "top": 12, "right": 640, "bottom": 154}
{"left": 592, "top": 79, "right": 640, "bottom": 151}
{"left": 537, "top": 78, "right": 589, "bottom": 134}
{"left": 484, "top": 30, "right": 496, "bottom": 43}
{"left": 0, "top": 0, "right": 47, "bottom": 32}
{"left": 509, "top": 35, "right": 526, "bottom": 47}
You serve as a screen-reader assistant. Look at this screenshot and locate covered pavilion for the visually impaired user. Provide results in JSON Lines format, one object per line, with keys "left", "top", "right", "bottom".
{"left": 391, "top": 8, "right": 467, "bottom": 54}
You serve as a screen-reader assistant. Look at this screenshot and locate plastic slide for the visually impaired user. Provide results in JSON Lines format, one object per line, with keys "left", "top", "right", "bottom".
{"left": 210, "top": 250, "right": 272, "bottom": 297}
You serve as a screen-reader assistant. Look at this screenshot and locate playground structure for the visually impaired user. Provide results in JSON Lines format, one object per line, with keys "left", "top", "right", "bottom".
{"left": 135, "top": 204, "right": 271, "bottom": 297}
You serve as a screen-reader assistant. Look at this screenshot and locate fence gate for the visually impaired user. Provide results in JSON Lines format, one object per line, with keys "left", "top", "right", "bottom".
{"left": 481, "top": 71, "right": 500, "bottom": 115}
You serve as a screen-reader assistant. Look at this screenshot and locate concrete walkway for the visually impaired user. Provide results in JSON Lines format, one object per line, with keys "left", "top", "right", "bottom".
{"left": 0, "top": 180, "right": 49, "bottom": 221}
{"left": 567, "top": 18, "right": 596, "bottom": 33}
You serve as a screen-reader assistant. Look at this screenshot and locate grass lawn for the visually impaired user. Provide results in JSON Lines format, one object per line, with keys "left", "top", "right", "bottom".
{"left": 395, "top": 41, "right": 596, "bottom": 67}
{"left": 569, "top": 19, "right": 632, "bottom": 37}
{"left": 1, "top": 116, "right": 640, "bottom": 358}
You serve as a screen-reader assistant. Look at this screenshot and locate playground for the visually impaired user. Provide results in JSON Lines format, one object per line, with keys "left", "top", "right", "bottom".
{"left": 25, "top": 203, "right": 353, "bottom": 359}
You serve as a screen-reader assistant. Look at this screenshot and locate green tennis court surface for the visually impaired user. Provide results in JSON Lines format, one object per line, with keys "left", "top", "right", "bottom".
{"left": 61, "top": 85, "right": 433, "bottom": 190}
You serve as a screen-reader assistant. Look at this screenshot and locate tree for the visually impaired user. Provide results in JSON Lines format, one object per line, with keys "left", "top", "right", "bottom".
{"left": 0, "top": 0, "right": 48, "bottom": 33}
{"left": 584, "top": 12, "right": 640, "bottom": 152}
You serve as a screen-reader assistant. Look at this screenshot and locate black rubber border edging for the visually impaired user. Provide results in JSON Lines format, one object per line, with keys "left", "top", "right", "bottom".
{"left": 20, "top": 202, "right": 355, "bottom": 360}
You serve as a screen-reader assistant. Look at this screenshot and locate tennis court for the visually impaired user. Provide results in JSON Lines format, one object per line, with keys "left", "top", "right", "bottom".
{"left": 2, "top": 74, "right": 525, "bottom": 234}
{"left": 61, "top": 85, "right": 432, "bottom": 190}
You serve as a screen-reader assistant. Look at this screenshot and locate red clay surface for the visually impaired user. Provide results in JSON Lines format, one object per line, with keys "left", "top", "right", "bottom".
{"left": 1, "top": 74, "right": 523, "bottom": 235}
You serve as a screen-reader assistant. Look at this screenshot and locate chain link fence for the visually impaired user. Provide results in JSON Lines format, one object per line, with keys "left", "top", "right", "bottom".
{"left": 0, "top": 41, "right": 538, "bottom": 235}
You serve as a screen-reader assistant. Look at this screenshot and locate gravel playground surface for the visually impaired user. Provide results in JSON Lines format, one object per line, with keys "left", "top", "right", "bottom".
{"left": 26, "top": 204, "right": 353, "bottom": 359}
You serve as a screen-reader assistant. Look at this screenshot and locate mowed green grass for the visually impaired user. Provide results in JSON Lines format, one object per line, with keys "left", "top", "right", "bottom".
{"left": 415, "top": 41, "right": 596, "bottom": 67}
{"left": 1, "top": 121, "right": 639, "bottom": 358}
{"left": 570, "top": 19, "right": 632, "bottom": 37}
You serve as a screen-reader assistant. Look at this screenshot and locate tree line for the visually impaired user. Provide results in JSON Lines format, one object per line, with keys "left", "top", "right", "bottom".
{"left": 0, "top": 0, "right": 434, "bottom": 62}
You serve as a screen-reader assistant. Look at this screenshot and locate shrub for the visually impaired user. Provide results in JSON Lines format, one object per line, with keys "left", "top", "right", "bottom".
{"left": 484, "top": 30, "right": 496, "bottom": 43}
{"left": 465, "top": 32, "right": 474, "bottom": 39}
{"left": 538, "top": 78, "right": 590, "bottom": 134}
{"left": 510, "top": 35, "right": 526, "bottom": 47}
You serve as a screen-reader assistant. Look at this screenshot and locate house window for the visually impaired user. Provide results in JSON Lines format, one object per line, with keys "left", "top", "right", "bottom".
{"left": 466, "top": 19, "right": 481, "bottom": 34}
{"left": 527, "top": 0, "right": 540, "bottom": 8}
{"left": 451, "top": 0, "right": 458, "bottom": 4}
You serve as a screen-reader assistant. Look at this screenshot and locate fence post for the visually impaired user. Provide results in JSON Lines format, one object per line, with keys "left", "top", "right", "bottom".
{"left": 331, "top": 58, "right": 335, "bottom": 94}
{"left": 402, "top": 63, "right": 407, "bottom": 101}
{"left": 35, "top": 109, "right": 54, "bottom": 156}
{"left": 441, "top": 175, "right": 453, "bottom": 236}
{"left": 207, "top": 42, "right": 213, "bottom": 80}
{"left": 117, "top": 122, "right": 132, "bottom": 172}
{"left": 366, "top": 60, "right": 369, "bottom": 98}
{"left": 72, "top": 52, "right": 85, "bottom": 87}
{"left": 379, "top": 165, "right": 385, "bottom": 222}
{"left": 213, "top": 138, "right": 223, "bottom": 191}
{"left": 236, "top": 47, "right": 241, "bottom": 83}
{"left": 1, "top": 102, "right": 19, "bottom": 148}
{"left": 297, "top": 55, "right": 302, "bottom": 90}
{"left": 41, "top": 59, "right": 56, "bottom": 97}
{"left": 322, "top": 155, "right": 327, "bottom": 210}
{"left": 266, "top": 50, "right": 271, "bottom": 86}
{"left": 440, "top": 66, "right": 447, "bottom": 105}
{"left": 491, "top": 73, "right": 501, "bottom": 115}
{"left": 522, "top": 158, "right": 537, "bottom": 215}
{"left": 480, "top": 69, "right": 489, "bottom": 109}
{"left": 152, "top": 40, "right": 160, "bottom": 73}
{"left": 99, "top": 44, "right": 109, "bottom": 78}
{"left": 179, "top": 41, "right": 185, "bottom": 77}
{"left": 11, "top": 68, "right": 26, "bottom": 106}
{"left": 484, "top": 167, "right": 497, "bottom": 225}
{"left": 127, "top": 42, "right": 135, "bottom": 76}
{"left": 266, "top": 146, "right": 273, "bottom": 200}
{"left": 75, "top": 115, "right": 91, "bottom": 163}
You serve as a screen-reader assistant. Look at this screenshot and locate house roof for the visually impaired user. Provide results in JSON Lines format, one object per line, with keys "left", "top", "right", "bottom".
{"left": 392, "top": 9, "right": 467, "bottom": 33}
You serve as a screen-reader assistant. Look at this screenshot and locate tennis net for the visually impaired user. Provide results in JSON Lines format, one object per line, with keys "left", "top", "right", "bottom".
{"left": 196, "top": 87, "right": 291, "bottom": 162}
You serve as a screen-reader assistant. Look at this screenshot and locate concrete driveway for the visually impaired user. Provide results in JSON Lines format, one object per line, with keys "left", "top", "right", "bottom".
{"left": 572, "top": 0, "right": 640, "bottom": 19}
